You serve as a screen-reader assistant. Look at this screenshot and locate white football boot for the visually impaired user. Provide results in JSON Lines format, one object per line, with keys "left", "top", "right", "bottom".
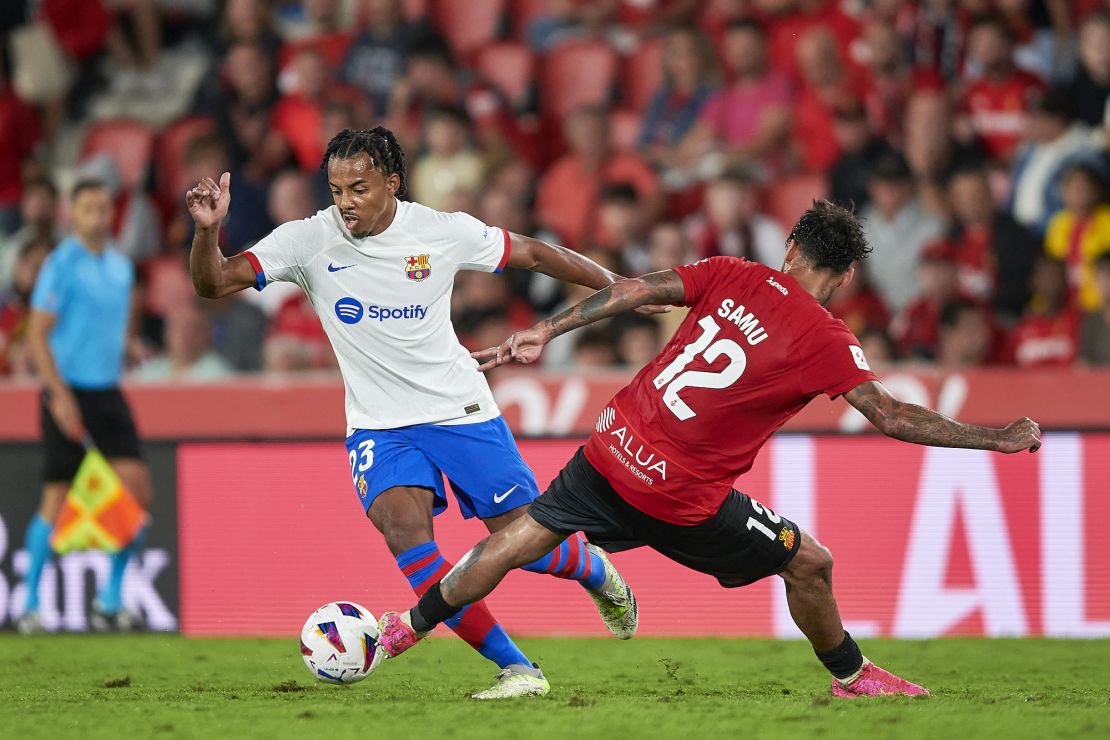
{"left": 584, "top": 543, "right": 638, "bottom": 639}
{"left": 470, "top": 663, "right": 550, "bottom": 700}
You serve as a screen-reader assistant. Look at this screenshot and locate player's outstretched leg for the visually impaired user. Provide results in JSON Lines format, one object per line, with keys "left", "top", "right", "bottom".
{"left": 518, "top": 535, "right": 637, "bottom": 639}
{"left": 370, "top": 485, "right": 549, "bottom": 698}
{"left": 379, "top": 513, "right": 564, "bottom": 662}
{"left": 780, "top": 531, "right": 928, "bottom": 698}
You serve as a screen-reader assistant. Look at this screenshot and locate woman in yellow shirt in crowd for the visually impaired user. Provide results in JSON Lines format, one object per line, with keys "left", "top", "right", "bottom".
{"left": 1045, "top": 163, "right": 1110, "bottom": 311}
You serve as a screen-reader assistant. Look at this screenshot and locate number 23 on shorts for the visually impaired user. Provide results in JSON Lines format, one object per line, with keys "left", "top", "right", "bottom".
{"left": 348, "top": 438, "right": 375, "bottom": 483}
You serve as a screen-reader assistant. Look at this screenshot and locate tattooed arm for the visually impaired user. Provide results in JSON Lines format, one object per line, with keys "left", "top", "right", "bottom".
{"left": 472, "top": 270, "right": 685, "bottom": 371}
{"left": 845, "top": 380, "right": 1042, "bottom": 454}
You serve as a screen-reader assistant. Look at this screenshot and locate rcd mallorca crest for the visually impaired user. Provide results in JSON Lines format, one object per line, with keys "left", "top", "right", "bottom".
{"left": 404, "top": 254, "right": 431, "bottom": 281}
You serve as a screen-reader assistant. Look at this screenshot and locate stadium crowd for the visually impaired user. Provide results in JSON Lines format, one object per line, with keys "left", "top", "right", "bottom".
{"left": 2, "top": 0, "right": 1110, "bottom": 379}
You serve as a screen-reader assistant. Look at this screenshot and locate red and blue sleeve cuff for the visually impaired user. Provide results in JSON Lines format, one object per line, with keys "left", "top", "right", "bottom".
{"left": 242, "top": 251, "right": 266, "bottom": 291}
{"left": 494, "top": 228, "right": 511, "bottom": 273}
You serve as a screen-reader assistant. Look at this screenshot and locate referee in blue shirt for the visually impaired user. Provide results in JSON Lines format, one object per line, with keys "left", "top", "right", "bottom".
{"left": 18, "top": 179, "right": 152, "bottom": 634}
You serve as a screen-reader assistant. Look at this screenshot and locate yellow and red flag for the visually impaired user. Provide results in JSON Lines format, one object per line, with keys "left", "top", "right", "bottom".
{"left": 50, "top": 448, "right": 146, "bottom": 554}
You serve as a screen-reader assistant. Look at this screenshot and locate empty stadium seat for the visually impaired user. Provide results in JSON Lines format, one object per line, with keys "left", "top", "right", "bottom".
{"left": 476, "top": 42, "right": 535, "bottom": 110}
{"left": 540, "top": 40, "right": 618, "bottom": 121}
{"left": 623, "top": 38, "right": 663, "bottom": 112}
{"left": 432, "top": 0, "right": 506, "bottom": 60}
{"left": 81, "top": 119, "right": 156, "bottom": 191}
{"left": 765, "top": 173, "right": 828, "bottom": 228}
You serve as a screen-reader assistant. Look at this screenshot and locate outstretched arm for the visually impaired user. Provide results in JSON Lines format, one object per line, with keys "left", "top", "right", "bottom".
{"left": 472, "top": 270, "right": 685, "bottom": 370}
{"left": 187, "top": 172, "right": 259, "bottom": 299}
{"left": 845, "top": 380, "right": 1041, "bottom": 454}
{"left": 506, "top": 232, "right": 621, "bottom": 290}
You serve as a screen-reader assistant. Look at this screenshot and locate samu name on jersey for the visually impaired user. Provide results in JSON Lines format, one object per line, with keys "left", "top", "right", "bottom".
{"left": 584, "top": 257, "right": 878, "bottom": 525}
{"left": 244, "top": 201, "right": 510, "bottom": 431}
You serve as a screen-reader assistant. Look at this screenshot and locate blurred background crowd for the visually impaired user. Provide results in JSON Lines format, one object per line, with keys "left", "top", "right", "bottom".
{"left": 2, "top": 0, "right": 1110, "bottom": 381}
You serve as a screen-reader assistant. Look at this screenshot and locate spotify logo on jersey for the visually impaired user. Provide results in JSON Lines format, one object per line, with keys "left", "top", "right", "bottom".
{"left": 334, "top": 297, "right": 364, "bottom": 324}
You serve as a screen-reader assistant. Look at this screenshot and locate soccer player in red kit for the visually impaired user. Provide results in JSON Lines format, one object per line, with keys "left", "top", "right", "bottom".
{"left": 376, "top": 201, "right": 1043, "bottom": 698}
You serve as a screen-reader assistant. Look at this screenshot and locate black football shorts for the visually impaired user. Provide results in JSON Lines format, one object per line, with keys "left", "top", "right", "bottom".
{"left": 41, "top": 388, "right": 143, "bottom": 482}
{"left": 529, "top": 447, "right": 801, "bottom": 588}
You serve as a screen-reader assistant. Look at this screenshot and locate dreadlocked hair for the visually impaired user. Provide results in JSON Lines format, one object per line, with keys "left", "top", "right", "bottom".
{"left": 321, "top": 126, "right": 408, "bottom": 197}
{"left": 788, "top": 199, "right": 871, "bottom": 273}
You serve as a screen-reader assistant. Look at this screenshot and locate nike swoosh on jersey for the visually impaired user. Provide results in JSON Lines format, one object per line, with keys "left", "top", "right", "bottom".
{"left": 328, "top": 262, "right": 355, "bottom": 272}
{"left": 493, "top": 485, "right": 518, "bottom": 504}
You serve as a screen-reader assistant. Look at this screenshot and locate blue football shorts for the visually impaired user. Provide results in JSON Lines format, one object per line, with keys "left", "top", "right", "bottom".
{"left": 344, "top": 416, "right": 541, "bottom": 520}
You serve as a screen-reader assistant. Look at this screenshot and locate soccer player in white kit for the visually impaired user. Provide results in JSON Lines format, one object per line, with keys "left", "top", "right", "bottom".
{"left": 186, "top": 127, "right": 638, "bottom": 699}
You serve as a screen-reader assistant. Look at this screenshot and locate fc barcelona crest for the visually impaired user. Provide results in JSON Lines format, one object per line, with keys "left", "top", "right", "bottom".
{"left": 404, "top": 254, "right": 432, "bottom": 281}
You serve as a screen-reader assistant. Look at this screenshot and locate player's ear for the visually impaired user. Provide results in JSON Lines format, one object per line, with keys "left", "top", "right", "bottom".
{"left": 385, "top": 172, "right": 400, "bottom": 195}
{"left": 838, "top": 265, "right": 855, "bottom": 290}
{"left": 783, "top": 239, "right": 801, "bottom": 264}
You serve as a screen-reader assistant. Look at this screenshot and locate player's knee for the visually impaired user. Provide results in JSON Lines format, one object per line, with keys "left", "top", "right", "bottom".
{"left": 785, "top": 533, "right": 833, "bottom": 587}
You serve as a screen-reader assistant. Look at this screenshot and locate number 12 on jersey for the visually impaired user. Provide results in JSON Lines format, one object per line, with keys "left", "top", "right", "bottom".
{"left": 652, "top": 315, "right": 747, "bottom": 420}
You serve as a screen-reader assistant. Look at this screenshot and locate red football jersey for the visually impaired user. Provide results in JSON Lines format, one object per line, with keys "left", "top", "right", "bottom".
{"left": 584, "top": 257, "right": 878, "bottom": 525}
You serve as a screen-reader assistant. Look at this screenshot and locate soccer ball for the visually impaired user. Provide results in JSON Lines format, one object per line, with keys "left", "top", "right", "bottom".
{"left": 299, "top": 601, "right": 384, "bottom": 684}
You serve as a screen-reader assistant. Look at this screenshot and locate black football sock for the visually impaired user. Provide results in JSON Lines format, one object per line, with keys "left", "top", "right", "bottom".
{"left": 815, "top": 631, "right": 864, "bottom": 680}
{"left": 410, "top": 582, "right": 462, "bottom": 633}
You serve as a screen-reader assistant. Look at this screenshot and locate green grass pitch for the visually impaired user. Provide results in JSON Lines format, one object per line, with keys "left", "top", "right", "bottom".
{"left": 1, "top": 635, "right": 1107, "bottom": 739}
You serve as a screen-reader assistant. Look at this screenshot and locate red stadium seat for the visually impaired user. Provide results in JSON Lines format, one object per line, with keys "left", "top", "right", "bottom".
{"left": 432, "top": 0, "right": 506, "bottom": 61}
{"left": 765, "top": 173, "right": 828, "bottom": 228}
{"left": 81, "top": 119, "right": 155, "bottom": 191}
{"left": 155, "top": 115, "right": 217, "bottom": 205}
{"left": 623, "top": 38, "right": 663, "bottom": 112}
{"left": 476, "top": 42, "right": 535, "bottom": 110}
{"left": 610, "top": 108, "right": 643, "bottom": 152}
{"left": 540, "top": 40, "right": 618, "bottom": 121}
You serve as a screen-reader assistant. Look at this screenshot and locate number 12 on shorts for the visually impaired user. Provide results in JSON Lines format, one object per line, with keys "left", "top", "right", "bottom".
{"left": 746, "top": 500, "right": 781, "bottom": 540}
{"left": 652, "top": 315, "right": 746, "bottom": 420}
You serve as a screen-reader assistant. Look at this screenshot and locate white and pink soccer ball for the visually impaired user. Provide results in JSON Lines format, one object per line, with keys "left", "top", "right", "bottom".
{"left": 299, "top": 601, "right": 384, "bottom": 684}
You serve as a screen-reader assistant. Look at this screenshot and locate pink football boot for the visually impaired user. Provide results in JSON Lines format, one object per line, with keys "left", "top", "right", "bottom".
{"left": 831, "top": 661, "right": 929, "bottom": 698}
{"left": 377, "top": 611, "right": 423, "bottom": 658}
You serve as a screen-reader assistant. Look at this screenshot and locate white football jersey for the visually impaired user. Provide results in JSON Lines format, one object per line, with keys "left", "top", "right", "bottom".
{"left": 244, "top": 201, "right": 509, "bottom": 431}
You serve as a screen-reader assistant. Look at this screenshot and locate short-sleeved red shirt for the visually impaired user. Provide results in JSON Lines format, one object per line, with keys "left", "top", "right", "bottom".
{"left": 584, "top": 257, "right": 877, "bottom": 525}
{"left": 959, "top": 70, "right": 1044, "bottom": 161}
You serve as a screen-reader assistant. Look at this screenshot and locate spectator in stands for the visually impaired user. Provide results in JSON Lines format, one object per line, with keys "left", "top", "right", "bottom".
{"left": 946, "top": 165, "right": 1038, "bottom": 322}
{"left": 791, "top": 27, "right": 865, "bottom": 174}
{"left": 219, "top": 0, "right": 281, "bottom": 60}
{"left": 905, "top": 0, "right": 969, "bottom": 81}
{"left": 860, "top": 151, "right": 946, "bottom": 313}
{"left": 133, "top": 302, "right": 233, "bottom": 380}
{"left": 594, "top": 183, "right": 649, "bottom": 274}
{"left": 273, "top": 47, "right": 367, "bottom": 173}
{"left": 687, "top": 167, "right": 785, "bottom": 267}
{"left": 637, "top": 25, "right": 718, "bottom": 169}
{"left": 0, "top": 70, "right": 43, "bottom": 234}
{"left": 341, "top": 0, "right": 426, "bottom": 115}
{"left": 1079, "top": 252, "right": 1110, "bottom": 364}
{"left": 614, "top": 313, "right": 663, "bottom": 368}
{"left": 1012, "top": 256, "right": 1079, "bottom": 367}
{"left": 827, "top": 99, "right": 895, "bottom": 211}
{"left": 1067, "top": 11, "right": 1110, "bottom": 128}
{"left": 0, "top": 179, "right": 59, "bottom": 294}
{"left": 956, "top": 15, "right": 1044, "bottom": 164}
{"left": 1045, "top": 162, "right": 1110, "bottom": 311}
{"left": 571, "top": 326, "right": 620, "bottom": 368}
{"left": 387, "top": 34, "right": 533, "bottom": 166}
{"left": 858, "top": 326, "right": 897, "bottom": 365}
{"left": 276, "top": 0, "right": 352, "bottom": 74}
{"left": 892, "top": 240, "right": 965, "bottom": 360}
{"left": 0, "top": 239, "right": 52, "bottom": 377}
{"left": 826, "top": 259, "right": 890, "bottom": 339}
{"left": 411, "top": 105, "right": 485, "bottom": 212}
{"left": 104, "top": 0, "right": 164, "bottom": 94}
{"left": 903, "top": 90, "right": 986, "bottom": 217}
{"left": 676, "top": 20, "right": 789, "bottom": 178}
{"left": 537, "top": 105, "right": 660, "bottom": 249}
{"left": 646, "top": 221, "right": 691, "bottom": 273}
{"left": 761, "top": 0, "right": 861, "bottom": 86}
{"left": 1010, "top": 87, "right": 1099, "bottom": 236}
{"left": 526, "top": 0, "right": 621, "bottom": 52}
{"left": 936, "top": 299, "right": 999, "bottom": 367}
{"left": 210, "top": 43, "right": 289, "bottom": 180}
{"left": 859, "top": 19, "right": 944, "bottom": 147}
